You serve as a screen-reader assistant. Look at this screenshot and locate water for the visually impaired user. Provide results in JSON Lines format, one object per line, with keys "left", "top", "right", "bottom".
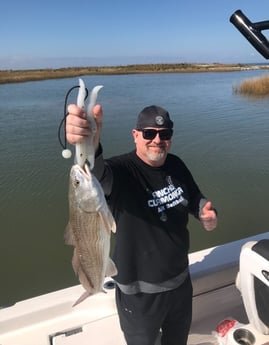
{"left": 1, "top": 70, "right": 269, "bottom": 306}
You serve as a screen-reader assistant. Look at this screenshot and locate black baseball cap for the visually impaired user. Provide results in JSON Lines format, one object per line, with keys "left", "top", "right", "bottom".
{"left": 136, "top": 105, "right": 174, "bottom": 130}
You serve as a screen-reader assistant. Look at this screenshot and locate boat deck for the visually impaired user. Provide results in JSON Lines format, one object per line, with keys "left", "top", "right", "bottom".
{"left": 0, "top": 282, "right": 245, "bottom": 345}
{"left": 189, "top": 284, "right": 247, "bottom": 345}
{"left": 1, "top": 232, "right": 269, "bottom": 345}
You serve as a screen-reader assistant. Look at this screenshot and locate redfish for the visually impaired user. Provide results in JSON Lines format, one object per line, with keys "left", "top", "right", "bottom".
{"left": 65, "top": 164, "right": 117, "bottom": 306}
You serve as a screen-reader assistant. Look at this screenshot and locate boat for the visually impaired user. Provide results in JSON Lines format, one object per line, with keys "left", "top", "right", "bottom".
{"left": 1, "top": 231, "right": 269, "bottom": 345}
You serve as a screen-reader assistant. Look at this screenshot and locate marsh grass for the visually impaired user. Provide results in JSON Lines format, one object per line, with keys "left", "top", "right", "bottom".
{"left": 0, "top": 63, "right": 263, "bottom": 84}
{"left": 233, "top": 73, "right": 269, "bottom": 98}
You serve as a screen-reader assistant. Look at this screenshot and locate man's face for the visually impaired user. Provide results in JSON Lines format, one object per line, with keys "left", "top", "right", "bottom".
{"left": 132, "top": 127, "right": 173, "bottom": 167}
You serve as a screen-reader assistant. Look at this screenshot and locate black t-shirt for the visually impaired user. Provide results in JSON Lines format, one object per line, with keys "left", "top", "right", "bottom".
{"left": 94, "top": 149, "right": 204, "bottom": 286}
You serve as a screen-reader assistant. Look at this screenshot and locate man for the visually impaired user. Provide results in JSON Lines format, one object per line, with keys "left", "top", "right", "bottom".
{"left": 66, "top": 104, "right": 217, "bottom": 345}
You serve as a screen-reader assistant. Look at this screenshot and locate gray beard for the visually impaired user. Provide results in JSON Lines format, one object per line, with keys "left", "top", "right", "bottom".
{"left": 146, "top": 150, "right": 166, "bottom": 162}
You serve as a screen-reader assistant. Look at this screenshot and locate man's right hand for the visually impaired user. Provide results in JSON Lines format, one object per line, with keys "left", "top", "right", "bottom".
{"left": 66, "top": 104, "right": 103, "bottom": 150}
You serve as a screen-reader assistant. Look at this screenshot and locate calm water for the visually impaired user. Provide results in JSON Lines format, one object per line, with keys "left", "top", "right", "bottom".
{"left": 1, "top": 71, "right": 269, "bottom": 306}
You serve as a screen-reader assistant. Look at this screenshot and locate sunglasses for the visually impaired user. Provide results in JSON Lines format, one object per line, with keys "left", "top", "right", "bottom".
{"left": 138, "top": 128, "right": 173, "bottom": 140}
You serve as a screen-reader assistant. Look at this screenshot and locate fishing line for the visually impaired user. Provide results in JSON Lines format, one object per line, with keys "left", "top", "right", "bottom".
{"left": 58, "top": 84, "right": 89, "bottom": 159}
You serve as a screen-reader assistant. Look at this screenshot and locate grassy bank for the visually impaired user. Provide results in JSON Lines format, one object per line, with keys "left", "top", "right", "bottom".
{"left": 1, "top": 63, "right": 268, "bottom": 84}
{"left": 233, "top": 73, "right": 269, "bottom": 97}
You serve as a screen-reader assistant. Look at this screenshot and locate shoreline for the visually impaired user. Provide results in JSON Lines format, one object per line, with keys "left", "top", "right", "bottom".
{"left": 1, "top": 63, "right": 269, "bottom": 84}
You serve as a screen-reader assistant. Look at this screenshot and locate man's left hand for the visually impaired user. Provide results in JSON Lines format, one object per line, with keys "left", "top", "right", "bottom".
{"left": 200, "top": 201, "right": 217, "bottom": 231}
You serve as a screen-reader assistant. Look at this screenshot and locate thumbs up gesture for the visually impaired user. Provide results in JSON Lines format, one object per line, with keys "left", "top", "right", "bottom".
{"left": 199, "top": 201, "right": 218, "bottom": 231}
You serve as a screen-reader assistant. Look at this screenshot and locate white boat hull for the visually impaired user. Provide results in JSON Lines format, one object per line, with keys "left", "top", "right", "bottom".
{"left": 1, "top": 232, "right": 269, "bottom": 345}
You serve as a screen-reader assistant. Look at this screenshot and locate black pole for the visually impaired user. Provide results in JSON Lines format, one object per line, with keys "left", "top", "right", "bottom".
{"left": 230, "top": 10, "right": 269, "bottom": 59}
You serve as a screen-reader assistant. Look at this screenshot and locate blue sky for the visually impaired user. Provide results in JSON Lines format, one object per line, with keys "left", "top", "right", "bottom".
{"left": 2, "top": 0, "right": 269, "bottom": 70}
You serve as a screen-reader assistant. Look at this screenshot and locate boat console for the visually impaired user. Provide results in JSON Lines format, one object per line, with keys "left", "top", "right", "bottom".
{"left": 229, "top": 239, "right": 269, "bottom": 345}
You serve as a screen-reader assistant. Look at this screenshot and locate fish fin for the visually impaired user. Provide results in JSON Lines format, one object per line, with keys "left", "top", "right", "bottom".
{"left": 71, "top": 248, "right": 80, "bottom": 275}
{"left": 64, "top": 223, "right": 75, "bottom": 245}
{"left": 99, "top": 209, "right": 117, "bottom": 234}
{"left": 106, "top": 257, "right": 118, "bottom": 277}
{"left": 72, "top": 249, "right": 95, "bottom": 290}
{"left": 72, "top": 290, "right": 92, "bottom": 307}
{"left": 73, "top": 288, "right": 107, "bottom": 307}
{"left": 110, "top": 212, "right": 117, "bottom": 233}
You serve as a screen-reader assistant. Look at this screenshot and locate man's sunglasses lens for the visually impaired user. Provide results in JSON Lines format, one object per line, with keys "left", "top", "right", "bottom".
{"left": 142, "top": 129, "right": 173, "bottom": 140}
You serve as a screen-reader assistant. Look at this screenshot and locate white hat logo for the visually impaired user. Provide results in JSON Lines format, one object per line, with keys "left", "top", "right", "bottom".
{"left": 155, "top": 115, "right": 164, "bottom": 126}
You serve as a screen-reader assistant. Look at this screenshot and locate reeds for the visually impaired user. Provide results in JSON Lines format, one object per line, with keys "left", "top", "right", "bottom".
{"left": 233, "top": 73, "right": 269, "bottom": 98}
